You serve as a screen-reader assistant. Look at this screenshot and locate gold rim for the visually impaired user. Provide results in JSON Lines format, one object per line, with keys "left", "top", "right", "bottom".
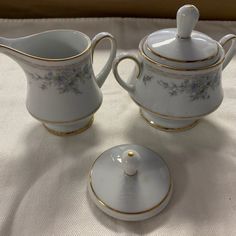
{"left": 146, "top": 42, "right": 219, "bottom": 63}
{"left": 27, "top": 102, "right": 101, "bottom": 124}
{"left": 140, "top": 109, "right": 199, "bottom": 132}
{"left": 43, "top": 116, "right": 94, "bottom": 136}
{"left": 115, "top": 55, "right": 142, "bottom": 78}
{"left": 139, "top": 38, "right": 225, "bottom": 72}
{"left": 131, "top": 96, "right": 223, "bottom": 120}
{"left": 0, "top": 29, "right": 91, "bottom": 62}
{"left": 220, "top": 35, "right": 236, "bottom": 47}
{"left": 89, "top": 179, "right": 172, "bottom": 215}
{"left": 89, "top": 145, "right": 172, "bottom": 215}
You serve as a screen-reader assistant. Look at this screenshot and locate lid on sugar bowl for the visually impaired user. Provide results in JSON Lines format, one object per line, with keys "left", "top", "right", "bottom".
{"left": 88, "top": 144, "right": 173, "bottom": 221}
{"left": 141, "top": 5, "right": 223, "bottom": 70}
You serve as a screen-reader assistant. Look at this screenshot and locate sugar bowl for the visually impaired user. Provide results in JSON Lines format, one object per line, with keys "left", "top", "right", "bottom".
{"left": 113, "top": 5, "right": 236, "bottom": 131}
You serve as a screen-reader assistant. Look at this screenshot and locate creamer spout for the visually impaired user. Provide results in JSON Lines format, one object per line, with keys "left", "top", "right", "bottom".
{"left": 0, "top": 37, "right": 15, "bottom": 53}
{"left": 0, "top": 36, "right": 30, "bottom": 62}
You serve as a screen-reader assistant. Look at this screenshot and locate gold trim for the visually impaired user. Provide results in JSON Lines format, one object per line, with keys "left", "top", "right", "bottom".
{"left": 0, "top": 29, "right": 91, "bottom": 62}
{"left": 220, "top": 35, "right": 236, "bottom": 47}
{"left": 43, "top": 116, "right": 94, "bottom": 136}
{"left": 89, "top": 146, "right": 172, "bottom": 215}
{"left": 140, "top": 109, "right": 199, "bottom": 132}
{"left": 116, "top": 55, "right": 141, "bottom": 78}
{"left": 27, "top": 102, "right": 101, "bottom": 124}
{"left": 128, "top": 151, "right": 134, "bottom": 157}
{"left": 89, "top": 179, "right": 172, "bottom": 215}
{"left": 146, "top": 42, "right": 219, "bottom": 63}
{"left": 139, "top": 38, "right": 225, "bottom": 71}
{"left": 131, "top": 96, "right": 223, "bottom": 120}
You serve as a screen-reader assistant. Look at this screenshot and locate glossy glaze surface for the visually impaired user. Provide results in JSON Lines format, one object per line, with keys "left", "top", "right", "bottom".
{"left": 113, "top": 5, "right": 236, "bottom": 130}
{"left": 0, "top": 30, "right": 117, "bottom": 134}
{"left": 88, "top": 144, "right": 172, "bottom": 221}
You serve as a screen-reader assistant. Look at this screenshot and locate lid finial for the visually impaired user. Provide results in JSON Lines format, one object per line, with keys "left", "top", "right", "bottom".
{"left": 122, "top": 149, "right": 140, "bottom": 176}
{"left": 177, "top": 5, "right": 199, "bottom": 39}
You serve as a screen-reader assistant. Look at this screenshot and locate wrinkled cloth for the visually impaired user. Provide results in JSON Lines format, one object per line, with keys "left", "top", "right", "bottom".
{"left": 0, "top": 18, "right": 236, "bottom": 236}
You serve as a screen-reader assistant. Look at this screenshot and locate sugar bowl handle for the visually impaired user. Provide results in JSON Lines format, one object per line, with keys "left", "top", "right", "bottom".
{"left": 177, "top": 5, "right": 199, "bottom": 39}
{"left": 91, "top": 32, "right": 117, "bottom": 88}
{"left": 219, "top": 34, "right": 236, "bottom": 70}
{"left": 112, "top": 52, "right": 142, "bottom": 93}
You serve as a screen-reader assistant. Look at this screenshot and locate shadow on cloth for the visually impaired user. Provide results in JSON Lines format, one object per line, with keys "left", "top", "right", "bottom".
{"left": 0, "top": 121, "right": 101, "bottom": 236}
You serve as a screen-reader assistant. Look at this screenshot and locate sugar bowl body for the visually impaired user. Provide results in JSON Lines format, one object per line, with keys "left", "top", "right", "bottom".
{"left": 113, "top": 5, "right": 236, "bottom": 131}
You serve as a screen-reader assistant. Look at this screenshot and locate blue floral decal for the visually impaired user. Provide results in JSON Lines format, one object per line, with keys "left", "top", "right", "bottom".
{"left": 27, "top": 63, "right": 91, "bottom": 94}
{"left": 143, "top": 75, "right": 153, "bottom": 85}
{"left": 143, "top": 73, "right": 220, "bottom": 101}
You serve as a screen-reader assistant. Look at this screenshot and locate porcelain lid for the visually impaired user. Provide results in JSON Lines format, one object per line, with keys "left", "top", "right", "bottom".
{"left": 143, "top": 5, "right": 220, "bottom": 69}
{"left": 88, "top": 144, "right": 172, "bottom": 221}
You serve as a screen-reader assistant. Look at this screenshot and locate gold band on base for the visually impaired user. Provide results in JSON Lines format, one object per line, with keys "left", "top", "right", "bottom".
{"left": 140, "top": 109, "right": 199, "bottom": 132}
{"left": 43, "top": 116, "right": 94, "bottom": 136}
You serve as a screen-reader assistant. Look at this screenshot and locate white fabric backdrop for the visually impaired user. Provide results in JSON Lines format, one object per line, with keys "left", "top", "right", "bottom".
{"left": 0, "top": 18, "right": 236, "bottom": 236}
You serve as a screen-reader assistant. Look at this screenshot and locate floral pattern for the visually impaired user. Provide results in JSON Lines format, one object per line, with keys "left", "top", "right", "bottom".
{"left": 27, "top": 62, "right": 91, "bottom": 94}
{"left": 143, "top": 75, "right": 153, "bottom": 85}
{"left": 143, "top": 73, "right": 220, "bottom": 101}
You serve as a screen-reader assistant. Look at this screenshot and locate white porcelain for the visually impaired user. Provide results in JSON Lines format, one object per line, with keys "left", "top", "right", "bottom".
{"left": 88, "top": 144, "right": 173, "bottom": 221}
{"left": 113, "top": 5, "right": 236, "bottom": 131}
{"left": 146, "top": 5, "right": 219, "bottom": 69}
{"left": 0, "top": 30, "right": 117, "bottom": 135}
{"left": 121, "top": 149, "right": 140, "bottom": 176}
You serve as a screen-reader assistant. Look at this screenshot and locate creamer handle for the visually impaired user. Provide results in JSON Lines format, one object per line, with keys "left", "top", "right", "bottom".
{"left": 219, "top": 34, "right": 236, "bottom": 70}
{"left": 112, "top": 52, "right": 142, "bottom": 93}
{"left": 91, "top": 32, "right": 117, "bottom": 88}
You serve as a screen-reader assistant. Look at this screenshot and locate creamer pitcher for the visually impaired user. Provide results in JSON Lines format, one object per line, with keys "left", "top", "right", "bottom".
{"left": 0, "top": 30, "right": 117, "bottom": 135}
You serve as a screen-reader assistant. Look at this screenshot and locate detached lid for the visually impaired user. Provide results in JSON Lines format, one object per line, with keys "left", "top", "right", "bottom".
{"left": 142, "top": 5, "right": 221, "bottom": 69}
{"left": 88, "top": 144, "right": 172, "bottom": 221}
